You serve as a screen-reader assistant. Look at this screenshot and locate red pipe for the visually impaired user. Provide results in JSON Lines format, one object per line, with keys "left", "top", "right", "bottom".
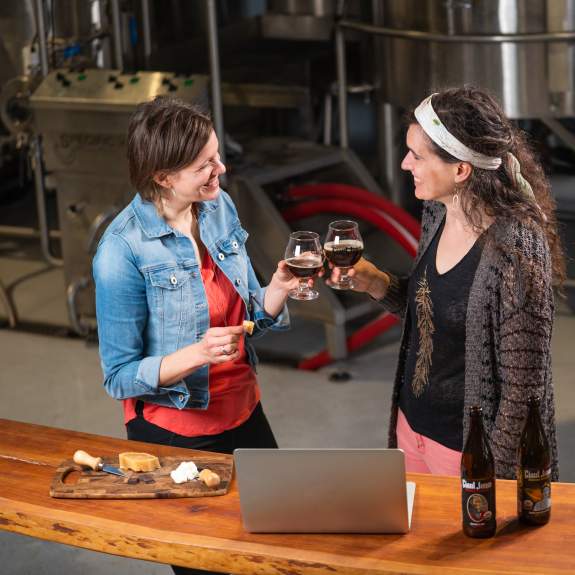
{"left": 281, "top": 184, "right": 418, "bottom": 371}
{"left": 298, "top": 312, "right": 400, "bottom": 370}
{"left": 287, "top": 183, "right": 421, "bottom": 240}
{"left": 282, "top": 199, "right": 417, "bottom": 258}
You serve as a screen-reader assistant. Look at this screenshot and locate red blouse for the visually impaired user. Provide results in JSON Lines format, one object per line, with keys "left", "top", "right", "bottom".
{"left": 123, "top": 250, "right": 260, "bottom": 436}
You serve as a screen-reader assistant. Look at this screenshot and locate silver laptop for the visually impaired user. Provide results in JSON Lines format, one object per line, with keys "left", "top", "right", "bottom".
{"left": 234, "top": 448, "right": 415, "bottom": 533}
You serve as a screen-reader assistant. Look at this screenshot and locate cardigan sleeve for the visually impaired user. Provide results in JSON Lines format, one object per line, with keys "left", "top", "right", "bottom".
{"left": 489, "top": 225, "right": 558, "bottom": 480}
{"left": 373, "top": 272, "right": 409, "bottom": 317}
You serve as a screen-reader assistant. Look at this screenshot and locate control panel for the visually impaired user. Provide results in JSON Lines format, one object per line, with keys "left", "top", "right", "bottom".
{"left": 31, "top": 68, "right": 209, "bottom": 111}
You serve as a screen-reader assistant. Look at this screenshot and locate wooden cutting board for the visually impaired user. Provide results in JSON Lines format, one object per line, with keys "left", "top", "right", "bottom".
{"left": 50, "top": 454, "right": 233, "bottom": 499}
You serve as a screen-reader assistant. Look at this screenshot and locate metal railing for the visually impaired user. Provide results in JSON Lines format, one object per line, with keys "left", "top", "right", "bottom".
{"left": 334, "top": 17, "right": 575, "bottom": 150}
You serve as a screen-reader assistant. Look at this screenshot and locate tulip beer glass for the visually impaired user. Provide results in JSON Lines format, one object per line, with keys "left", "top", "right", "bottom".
{"left": 324, "top": 220, "right": 364, "bottom": 290}
{"left": 284, "top": 231, "right": 324, "bottom": 300}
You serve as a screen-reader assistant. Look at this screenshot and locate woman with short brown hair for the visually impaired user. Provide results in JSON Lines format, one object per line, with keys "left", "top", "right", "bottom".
{"left": 93, "top": 96, "right": 299, "bottom": 482}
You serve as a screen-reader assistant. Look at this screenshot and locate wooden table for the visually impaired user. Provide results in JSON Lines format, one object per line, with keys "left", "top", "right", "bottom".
{"left": 0, "top": 418, "right": 574, "bottom": 575}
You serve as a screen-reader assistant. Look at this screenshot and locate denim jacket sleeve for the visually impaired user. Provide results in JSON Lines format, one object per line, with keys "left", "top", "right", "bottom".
{"left": 247, "top": 258, "right": 290, "bottom": 338}
{"left": 93, "top": 233, "right": 189, "bottom": 403}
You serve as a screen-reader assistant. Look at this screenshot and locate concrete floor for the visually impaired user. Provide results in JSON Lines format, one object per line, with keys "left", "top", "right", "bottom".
{"left": 0, "top": 255, "right": 574, "bottom": 574}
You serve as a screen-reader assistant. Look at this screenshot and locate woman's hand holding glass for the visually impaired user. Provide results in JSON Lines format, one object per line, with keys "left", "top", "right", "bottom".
{"left": 326, "top": 257, "right": 390, "bottom": 299}
{"left": 278, "top": 223, "right": 389, "bottom": 301}
{"left": 322, "top": 220, "right": 390, "bottom": 299}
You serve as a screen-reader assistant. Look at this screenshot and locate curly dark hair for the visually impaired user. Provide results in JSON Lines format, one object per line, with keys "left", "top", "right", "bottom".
{"left": 408, "top": 86, "right": 566, "bottom": 288}
{"left": 127, "top": 95, "right": 213, "bottom": 204}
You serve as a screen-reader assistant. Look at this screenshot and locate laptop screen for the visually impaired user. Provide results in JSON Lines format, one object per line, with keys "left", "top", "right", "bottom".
{"left": 234, "top": 448, "right": 415, "bottom": 533}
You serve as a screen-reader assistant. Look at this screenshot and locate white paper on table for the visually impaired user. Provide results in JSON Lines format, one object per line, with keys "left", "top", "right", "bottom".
{"left": 406, "top": 481, "right": 416, "bottom": 529}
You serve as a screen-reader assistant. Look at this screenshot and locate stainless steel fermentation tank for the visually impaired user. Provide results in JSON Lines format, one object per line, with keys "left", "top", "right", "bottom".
{"left": 336, "top": 0, "right": 575, "bottom": 206}
{"left": 29, "top": 69, "right": 208, "bottom": 334}
{"left": 0, "top": 0, "right": 100, "bottom": 136}
{"left": 375, "top": 0, "right": 575, "bottom": 118}
{"left": 0, "top": 0, "right": 36, "bottom": 85}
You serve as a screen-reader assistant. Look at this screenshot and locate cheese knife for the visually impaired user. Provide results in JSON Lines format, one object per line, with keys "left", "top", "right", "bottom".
{"left": 73, "top": 449, "right": 126, "bottom": 477}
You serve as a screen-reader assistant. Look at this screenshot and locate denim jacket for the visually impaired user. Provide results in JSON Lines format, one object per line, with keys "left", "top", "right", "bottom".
{"left": 93, "top": 191, "right": 289, "bottom": 410}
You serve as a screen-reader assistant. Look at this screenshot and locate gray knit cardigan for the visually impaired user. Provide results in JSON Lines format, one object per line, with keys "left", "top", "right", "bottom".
{"left": 380, "top": 201, "right": 558, "bottom": 480}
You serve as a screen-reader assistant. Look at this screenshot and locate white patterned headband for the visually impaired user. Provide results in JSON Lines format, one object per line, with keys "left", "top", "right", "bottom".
{"left": 414, "top": 94, "right": 502, "bottom": 171}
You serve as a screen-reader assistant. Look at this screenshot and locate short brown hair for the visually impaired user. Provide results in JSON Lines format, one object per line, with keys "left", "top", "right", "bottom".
{"left": 127, "top": 95, "right": 213, "bottom": 203}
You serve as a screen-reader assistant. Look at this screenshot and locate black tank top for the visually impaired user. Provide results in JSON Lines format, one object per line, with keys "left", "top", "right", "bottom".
{"left": 399, "top": 218, "right": 484, "bottom": 451}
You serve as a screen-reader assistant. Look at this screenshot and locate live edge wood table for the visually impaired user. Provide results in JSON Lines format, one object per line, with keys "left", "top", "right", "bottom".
{"left": 1, "top": 419, "right": 574, "bottom": 575}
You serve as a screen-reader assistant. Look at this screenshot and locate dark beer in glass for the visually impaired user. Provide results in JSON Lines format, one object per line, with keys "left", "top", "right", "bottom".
{"left": 284, "top": 231, "right": 323, "bottom": 301}
{"left": 324, "top": 220, "right": 363, "bottom": 290}
{"left": 285, "top": 257, "right": 324, "bottom": 279}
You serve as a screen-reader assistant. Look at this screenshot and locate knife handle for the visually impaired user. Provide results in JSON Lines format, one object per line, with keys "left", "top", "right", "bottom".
{"left": 73, "top": 449, "right": 103, "bottom": 471}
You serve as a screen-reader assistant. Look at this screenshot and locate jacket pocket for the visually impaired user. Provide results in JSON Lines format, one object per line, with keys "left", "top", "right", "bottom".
{"left": 215, "top": 226, "right": 249, "bottom": 256}
{"left": 147, "top": 264, "right": 195, "bottom": 336}
{"left": 149, "top": 265, "right": 194, "bottom": 290}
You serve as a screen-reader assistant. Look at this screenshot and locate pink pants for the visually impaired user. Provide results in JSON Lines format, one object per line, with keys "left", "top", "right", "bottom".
{"left": 396, "top": 408, "right": 462, "bottom": 476}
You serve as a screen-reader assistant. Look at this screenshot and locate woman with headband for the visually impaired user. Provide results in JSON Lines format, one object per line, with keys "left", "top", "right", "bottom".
{"left": 328, "top": 86, "right": 564, "bottom": 479}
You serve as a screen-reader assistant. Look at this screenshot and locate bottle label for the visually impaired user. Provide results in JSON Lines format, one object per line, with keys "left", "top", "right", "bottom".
{"left": 518, "top": 467, "right": 551, "bottom": 515}
{"left": 462, "top": 479, "right": 495, "bottom": 526}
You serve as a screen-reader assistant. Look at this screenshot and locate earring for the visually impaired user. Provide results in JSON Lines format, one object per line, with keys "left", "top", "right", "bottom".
{"left": 170, "top": 187, "right": 176, "bottom": 197}
{"left": 452, "top": 188, "right": 460, "bottom": 210}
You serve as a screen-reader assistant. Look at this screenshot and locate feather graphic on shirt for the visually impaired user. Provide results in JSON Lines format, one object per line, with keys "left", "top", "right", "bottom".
{"left": 412, "top": 267, "right": 434, "bottom": 397}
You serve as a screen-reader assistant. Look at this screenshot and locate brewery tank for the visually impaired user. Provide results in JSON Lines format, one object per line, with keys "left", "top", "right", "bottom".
{"left": 0, "top": 0, "right": 36, "bottom": 85}
{"left": 0, "top": 0, "right": 93, "bottom": 83}
{"left": 376, "top": 0, "right": 575, "bottom": 118}
{"left": 0, "top": 0, "right": 95, "bottom": 136}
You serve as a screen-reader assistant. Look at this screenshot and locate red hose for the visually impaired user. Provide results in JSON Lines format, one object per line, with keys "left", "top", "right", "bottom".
{"left": 287, "top": 183, "right": 421, "bottom": 240}
{"left": 282, "top": 199, "right": 417, "bottom": 258}
{"left": 298, "top": 312, "right": 400, "bottom": 371}
{"left": 281, "top": 183, "right": 418, "bottom": 371}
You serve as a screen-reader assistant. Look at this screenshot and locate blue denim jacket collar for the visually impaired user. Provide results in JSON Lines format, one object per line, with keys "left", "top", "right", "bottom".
{"left": 132, "top": 193, "right": 219, "bottom": 239}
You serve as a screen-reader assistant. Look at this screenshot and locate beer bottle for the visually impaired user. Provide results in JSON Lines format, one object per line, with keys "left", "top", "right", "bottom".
{"left": 518, "top": 396, "right": 551, "bottom": 525}
{"left": 461, "top": 406, "right": 496, "bottom": 538}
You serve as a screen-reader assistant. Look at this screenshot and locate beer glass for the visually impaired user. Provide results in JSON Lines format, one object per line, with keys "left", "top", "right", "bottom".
{"left": 284, "top": 231, "right": 324, "bottom": 300}
{"left": 324, "top": 220, "right": 364, "bottom": 290}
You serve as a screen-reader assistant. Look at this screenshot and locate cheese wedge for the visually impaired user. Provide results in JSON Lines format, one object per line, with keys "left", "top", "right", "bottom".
{"left": 242, "top": 320, "right": 255, "bottom": 335}
{"left": 119, "top": 451, "right": 160, "bottom": 472}
{"left": 199, "top": 468, "right": 221, "bottom": 488}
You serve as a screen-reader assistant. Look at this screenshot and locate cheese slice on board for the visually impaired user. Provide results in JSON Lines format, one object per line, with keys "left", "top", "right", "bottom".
{"left": 119, "top": 452, "right": 161, "bottom": 472}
